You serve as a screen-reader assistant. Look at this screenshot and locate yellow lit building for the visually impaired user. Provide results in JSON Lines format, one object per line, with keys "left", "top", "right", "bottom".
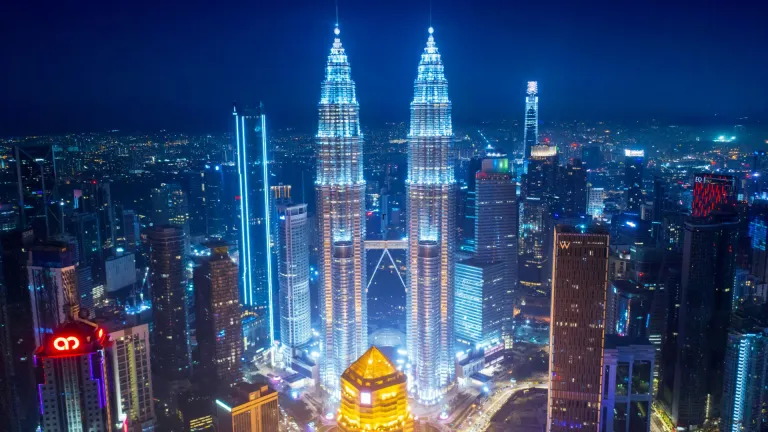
{"left": 338, "top": 346, "right": 414, "bottom": 432}
{"left": 214, "top": 383, "right": 279, "bottom": 432}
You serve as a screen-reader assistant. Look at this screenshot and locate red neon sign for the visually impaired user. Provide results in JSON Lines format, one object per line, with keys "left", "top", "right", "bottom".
{"left": 53, "top": 336, "right": 81, "bottom": 351}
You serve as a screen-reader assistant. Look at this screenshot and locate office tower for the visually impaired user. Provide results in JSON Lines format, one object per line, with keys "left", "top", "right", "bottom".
{"left": 147, "top": 225, "right": 191, "bottom": 385}
{"left": 600, "top": 336, "right": 655, "bottom": 432}
{"left": 691, "top": 173, "right": 735, "bottom": 218}
{"left": 214, "top": 384, "right": 279, "bottom": 432}
{"left": 557, "top": 159, "right": 587, "bottom": 215}
{"left": 68, "top": 212, "right": 103, "bottom": 274}
{"left": 76, "top": 266, "right": 96, "bottom": 317}
{"left": 107, "top": 322, "right": 156, "bottom": 431}
{"left": 721, "top": 307, "right": 768, "bottom": 432}
{"left": 203, "top": 164, "right": 227, "bottom": 238}
{"left": 523, "top": 81, "right": 539, "bottom": 166}
{"left": 35, "top": 321, "right": 114, "bottom": 432}
{"left": 406, "top": 27, "right": 456, "bottom": 403}
{"left": 150, "top": 185, "right": 171, "bottom": 225}
{"left": 85, "top": 180, "right": 117, "bottom": 254}
{"left": 519, "top": 144, "right": 558, "bottom": 295}
{"left": 27, "top": 242, "right": 79, "bottom": 346}
{"left": 13, "top": 141, "right": 59, "bottom": 240}
{"left": 0, "top": 204, "right": 18, "bottom": 232}
{"left": 337, "top": 346, "right": 413, "bottom": 432}
{"left": 0, "top": 229, "right": 36, "bottom": 432}
{"left": 548, "top": 226, "right": 609, "bottom": 432}
{"left": 624, "top": 150, "right": 645, "bottom": 213}
{"left": 194, "top": 242, "right": 242, "bottom": 387}
{"left": 454, "top": 259, "right": 506, "bottom": 349}
{"left": 581, "top": 145, "right": 602, "bottom": 170}
{"left": 186, "top": 171, "right": 207, "bottom": 237}
{"left": 120, "top": 209, "right": 140, "bottom": 252}
{"left": 474, "top": 156, "right": 518, "bottom": 346}
{"left": 315, "top": 26, "right": 367, "bottom": 392}
{"left": 670, "top": 211, "right": 738, "bottom": 428}
{"left": 587, "top": 186, "right": 605, "bottom": 220}
{"left": 276, "top": 204, "right": 311, "bottom": 362}
{"left": 178, "top": 390, "right": 214, "bottom": 431}
{"left": 606, "top": 280, "right": 654, "bottom": 338}
{"left": 105, "top": 252, "right": 137, "bottom": 294}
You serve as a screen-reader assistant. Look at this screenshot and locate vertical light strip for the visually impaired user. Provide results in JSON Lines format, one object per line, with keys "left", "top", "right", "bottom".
{"left": 241, "top": 117, "right": 253, "bottom": 306}
{"left": 261, "top": 113, "right": 275, "bottom": 345}
{"left": 234, "top": 113, "right": 249, "bottom": 304}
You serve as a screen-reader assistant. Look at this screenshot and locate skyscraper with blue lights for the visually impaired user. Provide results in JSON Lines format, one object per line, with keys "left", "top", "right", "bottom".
{"left": 523, "top": 81, "right": 538, "bottom": 171}
{"left": 233, "top": 103, "right": 275, "bottom": 347}
{"left": 315, "top": 26, "right": 367, "bottom": 392}
{"left": 406, "top": 27, "right": 456, "bottom": 403}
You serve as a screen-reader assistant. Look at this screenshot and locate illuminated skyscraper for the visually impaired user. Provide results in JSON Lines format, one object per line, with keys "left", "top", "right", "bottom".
{"left": 624, "top": 149, "right": 645, "bottom": 213}
{"left": 214, "top": 384, "right": 279, "bottom": 432}
{"left": 548, "top": 226, "right": 609, "bottom": 432}
{"left": 691, "top": 173, "right": 735, "bottom": 218}
{"left": 147, "top": 225, "right": 191, "bottom": 385}
{"left": 406, "top": 27, "right": 456, "bottom": 403}
{"left": 523, "top": 81, "right": 539, "bottom": 170}
{"left": 315, "top": 26, "right": 367, "bottom": 392}
{"left": 35, "top": 321, "right": 115, "bottom": 432}
{"left": 337, "top": 346, "right": 413, "bottom": 432}
{"left": 194, "top": 243, "right": 242, "bottom": 387}
{"left": 276, "top": 204, "right": 311, "bottom": 362}
{"left": 519, "top": 144, "right": 558, "bottom": 295}
{"left": 27, "top": 242, "right": 79, "bottom": 346}
{"left": 233, "top": 103, "right": 274, "bottom": 347}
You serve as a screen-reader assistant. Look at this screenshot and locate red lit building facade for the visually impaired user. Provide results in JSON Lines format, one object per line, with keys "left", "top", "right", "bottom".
{"left": 691, "top": 173, "right": 735, "bottom": 218}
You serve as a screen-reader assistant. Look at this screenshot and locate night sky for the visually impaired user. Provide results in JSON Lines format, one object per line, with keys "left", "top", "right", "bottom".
{"left": 2, "top": 0, "right": 766, "bottom": 135}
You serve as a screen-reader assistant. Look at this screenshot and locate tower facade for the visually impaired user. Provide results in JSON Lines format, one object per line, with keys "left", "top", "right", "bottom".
{"left": 233, "top": 103, "right": 274, "bottom": 346}
{"left": 624, "top": 150, "right": 645, "bottom": 213}
{"left": 147, "top": 225, "right": 191, "bottom": 384}
{"left": 406, "top": 27, "right": 456, "bottom": 403}
{"left": 519, "top": 144, "right": 558, "bottom": 295}
{"left": 548, "top": 226, "right": 609, "bottom": 432}
{"left": 691, "top": 173, "right": 735, "bottom": 218}
{"left": 523, "top": 81, "right": 539, "bottom": 167}
{"left": 315, "top": 27, "right": 367, "bottom": 391}
{"left": 277, "top": 204, "right": 311, "bottom": 361}
{"left": 27, "top": 243, "right": 79, "bottom": 346}
{"left": 194, "top": 243, "right": 243, "bottom": 387}
{"left": 107, "top": 323, "right": 156, "bottom": 431}
{"left": 35, "top": 321, "right": 114, "bottom": 432}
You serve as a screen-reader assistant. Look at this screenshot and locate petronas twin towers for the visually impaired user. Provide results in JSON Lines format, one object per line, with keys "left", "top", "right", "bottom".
{"left": 315, "top": 25, "right": 455, "bottom": 402}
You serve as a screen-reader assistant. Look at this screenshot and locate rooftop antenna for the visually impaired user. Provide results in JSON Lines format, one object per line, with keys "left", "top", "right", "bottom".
{"left": 335, "top": 0, "right": 339, "bottom": 30}
{"left": 429, "top": 0, "right": 433, "bottom": 28}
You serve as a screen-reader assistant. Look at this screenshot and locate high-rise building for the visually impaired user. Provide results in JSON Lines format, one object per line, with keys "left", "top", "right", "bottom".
{"left": 194, "top": 242, "right": 242, "bottom": 387}
{"left": 147, "top": 225, "right": 191, "bottom": 386}
{"left": 337, "top": 346, "right": 413, "bottom": 432}
{"left": 106, "top": 322, "right": 156, "bottom": 431}
{"left": 35, "top": 321, "right": 115, "bottom": 432}
{"left": 519, "top": 144, "right": 558, "bottom": 295}
{"left": 720, "top": 307, "right": 768, "bottom": 432}
{"left": 0, "top": 229, "right": 37, "bottom": 432}
{"left": 27, "top": 242, "right": 79, "bottom": 346}
{"left": 691, "top": 173, "right": 735, "bottom": 218}
{"left": 624, "top": 150, "right": 645, "bottom": 213}
{"left": 214, "top": 383, "right": 279, "bottom": 432}
{"left": 587, "top": 186, "right": 605, "bottom": 220}
{"left": 523, "top": 81, "right": 539, "bottom": 168}
{"left": 557, "top": 159, "right": 587, "bottom": 215}
{"left": 548, "top": 225, "right": 609, "bottom": 432}
{"left": 120, "top": 209, "right": 140, "bottom": 253}
{"left": 454, "top": 259, "right": 506, "bottom": 349}
{"left": 600, "top": 336, "right": 655, "bottom": 432}
{"left": 276, "top": 204, "right": 311, "bottom": 362}
{"left": 315, "top": 26, "right": 368, "bottom": 392}
{"left": 669, "top": 211, "right": 738, "bottom": 428}
{"left": 203, "top": 164, "right": 227, "bottom": 238}
{"left": 81, "top": 180, "right": 117, "bottom": 255}
{"left": 67, "top": 212, "right": 103, "bottom": 275}
{"left": 406, "top": 27, "right": 456, "bottom": 403}
{"left": 233, "top": 103, "right": 274, "bottom": 347}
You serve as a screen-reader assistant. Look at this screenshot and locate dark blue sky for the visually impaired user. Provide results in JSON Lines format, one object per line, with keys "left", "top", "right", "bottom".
{"left": 2, "top": 0, "right": 766, "bottom": 135}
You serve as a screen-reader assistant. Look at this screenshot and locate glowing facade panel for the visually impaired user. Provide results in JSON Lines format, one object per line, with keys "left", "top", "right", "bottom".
{"left": 315, "top": 28, "right": 367, "bottom": 392}
{"left": 691, "top": 173, "right": 735, "bottom": 218}
{"left": 406, "top": 29, "right": 456, "bottom": 403}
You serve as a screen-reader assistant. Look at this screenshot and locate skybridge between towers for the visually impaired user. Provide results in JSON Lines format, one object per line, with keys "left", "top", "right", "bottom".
{"left": 364, "top": 240, "right": 407, "bottom": 290}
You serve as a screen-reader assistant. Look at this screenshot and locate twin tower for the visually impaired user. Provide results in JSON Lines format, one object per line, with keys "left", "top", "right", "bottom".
{"left": 316, "top": 26, "right": 455, "bottom": 403}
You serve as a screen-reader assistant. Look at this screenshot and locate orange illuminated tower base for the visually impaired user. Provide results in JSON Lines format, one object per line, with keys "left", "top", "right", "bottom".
{"left": 337, "top": 346, "right": 414, "bottom": 432}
